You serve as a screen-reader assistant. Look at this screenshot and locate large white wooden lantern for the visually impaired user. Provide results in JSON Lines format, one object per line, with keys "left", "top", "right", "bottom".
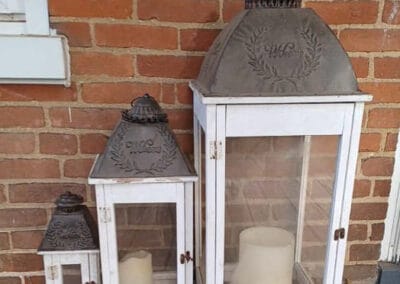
{"left": 38, "top": 191, "right": 100, "bottom": 284}
{"left": 191, "top": 1, "right": 372, "bottom": 283}
{"left": 89, "top": 94, "right": 196, "bottom": 284}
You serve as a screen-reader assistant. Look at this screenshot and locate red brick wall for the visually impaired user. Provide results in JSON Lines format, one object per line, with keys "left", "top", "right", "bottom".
{"left": 0, "top": 0, "right": 398, "bottom": 283}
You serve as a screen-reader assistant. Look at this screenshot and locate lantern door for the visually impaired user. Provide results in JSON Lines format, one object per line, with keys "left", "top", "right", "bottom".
{"left": 95, "top": 182, "right": 191, "bottom": 284}
{"left": 194, "top": 100, "right": 364, "bottom": 284}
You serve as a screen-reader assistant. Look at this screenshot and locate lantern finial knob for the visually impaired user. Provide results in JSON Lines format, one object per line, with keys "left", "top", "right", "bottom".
{"left": 55, "top": 191, "right": 83, "bottom": 212}
{"left": 122, "top": 93, "right": 168, "bottom": 123}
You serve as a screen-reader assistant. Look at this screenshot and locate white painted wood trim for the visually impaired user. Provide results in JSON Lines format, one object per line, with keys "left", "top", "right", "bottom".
{"left": 194, "top": 90, "right": 208, "bottom": 130}
{"left": 381, "top": 131, "right": 400, "bottom": 261}
{"left": 335, "top": 103, "right": 364, "bottom": 282}
{"left": 0, "top": 35, "right": 70, "bottom": 86}
{"left": 215, "top": 105, "right": 226, "bottom": 284}
{"left": 95, "top": 185, "right": 111, "bottom": 284}
{"left": 177, "top": 183, "right": 186, "bottom": 284}
{"left": 193, "top": 117, "right": 203, "bottom": 266}
{"left": 0, "top": 0, "right": 25, "bottom": 14}
{"left": 184, "top": 182, "right": 194, "bottom": 283}
{"left": 25, "top": 0, "right": 49, "bottom": 35}
{"left": 323, "top": 104, "right": 355, "bottom": 284}
{"left": 205, "top": 104, "right": 217, "bottom": 284}
{"left": 226, "top": 104, "right": 350, "bottom": 137}
{"left": 295, "top": 135, "right": 311, "bottom": 262}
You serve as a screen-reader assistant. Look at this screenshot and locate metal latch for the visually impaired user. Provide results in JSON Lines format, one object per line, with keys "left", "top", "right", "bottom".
{"left": 334, "top": 228, "right": 345, "bottom": 241}
{"left": 210, "top": 141, "right": 222, "bottom": 160}
{"left": 180, "top": 251, "right": 193, "bottom": 264}
{"left": 47, "top": 265, "right": 58, "bottom": 280}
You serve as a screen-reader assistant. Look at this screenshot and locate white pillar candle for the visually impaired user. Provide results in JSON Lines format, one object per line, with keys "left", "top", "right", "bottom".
{"left": 119, "top": 250, "right": 153, "bottom": 284}
{"left": 231, "top": 226, "right": 295, "bottom": 284}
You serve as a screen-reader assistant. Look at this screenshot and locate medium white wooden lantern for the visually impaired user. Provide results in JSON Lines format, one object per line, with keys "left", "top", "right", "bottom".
{"left": 38, "top": 192, "right": 100, "bottom": 284}
{"left": 191, "top": 1, "right": 372, "bottom": 283}
{"left": 89, "top": 94, "right": 196, "bottom": 284}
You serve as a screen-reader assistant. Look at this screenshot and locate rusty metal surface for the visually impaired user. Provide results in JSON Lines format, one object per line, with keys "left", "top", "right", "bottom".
{"left": 193, "top": 8, "right": 358, "bottom": 97}
{"left": 90, "top": 94, "right": 194, "bottom": 179}
{"left": 38, "top": 192, "right": 99, "bottom": 251}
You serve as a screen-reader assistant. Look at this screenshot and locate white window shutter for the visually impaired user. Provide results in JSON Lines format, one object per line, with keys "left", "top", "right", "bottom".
{"left": 0, "top": 0, "right": 70, "bottom": 86}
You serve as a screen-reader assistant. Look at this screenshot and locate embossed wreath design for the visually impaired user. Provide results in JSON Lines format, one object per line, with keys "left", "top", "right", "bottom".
{"left": 245, "top": 24, "right": 322, "bottom": 90}
{"left": 111, "top": 123, "right": 177, "bottom": 175}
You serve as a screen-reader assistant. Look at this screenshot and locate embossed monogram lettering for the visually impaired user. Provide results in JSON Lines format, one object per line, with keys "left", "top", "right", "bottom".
{"left": 264, "top": 42, "right": 298, "bottom": 58}
{"left": 125, "top": 139, "right": 161, "bottom": 154}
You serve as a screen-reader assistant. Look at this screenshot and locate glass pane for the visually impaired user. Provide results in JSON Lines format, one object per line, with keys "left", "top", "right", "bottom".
{"left": 115, "top": 203, "right": 177, "bottom": 284}
{"left": 223, "top": 136, "right": 338, "bottom": 284}
{"left": 62, "top": 264, "right": 81, "bottom": 284}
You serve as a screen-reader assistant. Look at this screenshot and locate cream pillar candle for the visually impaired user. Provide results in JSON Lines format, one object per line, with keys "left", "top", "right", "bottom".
{"left": 119, "top": 250, "right": 153, "bottom": 284}
{"left": 231, "top": 226, "right": 295, "bottom": 284}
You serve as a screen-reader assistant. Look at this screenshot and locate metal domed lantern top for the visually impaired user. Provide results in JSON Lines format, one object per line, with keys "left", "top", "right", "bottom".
{"left": 37, "top": 192, "right": 100, "bottom": 284}
{"left": 89, "top": 94, "right": 196, "bottom": 284}
{"left": 191, "top": 1, "right": 372, "bottom": 284}
{"left": 90, "top": 93, "right": 193, "bottom": 179}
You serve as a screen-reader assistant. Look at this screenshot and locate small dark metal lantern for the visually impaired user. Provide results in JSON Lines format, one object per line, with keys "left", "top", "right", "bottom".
{"left": 89, "top": 94, "right": 196, "bottom": 284}
{"left": 38, "top": 192, "right": 100, "bottom": 284}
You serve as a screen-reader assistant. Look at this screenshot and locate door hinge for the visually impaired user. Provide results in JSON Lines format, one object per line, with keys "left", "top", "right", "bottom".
{"left": 180, "top": 251, "right": 193, "bottom": 264}
{"left": 334, "top": 228, "right": 345, "bottom": 241}
{"left": 210, "top": 141, "right": 222, "bottom": 160}
{"left": 47, "top": 265, "right": 58, "bottom": 280}
{"left": 100, "top": 207, "right": 111, "bottom": 223}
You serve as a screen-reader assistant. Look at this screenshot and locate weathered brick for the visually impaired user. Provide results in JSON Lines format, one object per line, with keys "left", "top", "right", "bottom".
{"left": 353, "top": 179, "right": 371, "bottom": 198}
{"left": 0, "top": 85, "right": 77, "bottom": 102}
{"left": 385, "top": 132, "right": 398, "bottom": 151}
{"left": 51, "top": 22, "right": 91, "bottom": 47}
{"left": 0, "top": 253, "right": 43, "bottom": 272}
{"left": 166, "top": 109, "right": 193, "bottom": 130}
{"left": 0, "top": 159, "right": 60, "bottom": 179}
{"left": 181, "top": 29, "right": 220, "bottom": 51}
{"left": 0, "top": 209, "right": 47, "bottom": 227}
{"left": 223, "top": 0, "right": 243, "bottom": 22}
{"left": 11, "top": 230, "right": 44, "bottom": 249}
{"left": 350, "top": 57, "right": 369, "bottom": 78}
{"left": 49, "top": 0, "right": 132, "bottom": 18}
{"left": 349, "top": 244, "right": 380, "bottom": 261}
{"left": 359, "top": 133, "right": 381, "bottom": 152}
{"left": 0, "top": 184, "right": 5, "bottom": 203}
{"left": 95, "top": 24, "right": 177, "bottom": 49}
{"left": 340, "top": 30, "right": 400, "bottom": 52}
{"left": 306, "top": 2, "right": 378, "bottom": 25}
{"left": 81, "top": 82, "right": 161, "bottom": 104}
{"left": 371, "top": 223, "right": 385, "bottom": 241}
{"left": 350, "top": 203, "right": 388, "bottom": 220}
{"left": 375, "top": 57, "right": 400, "bottom": 78}
{"left": 9, "top": 183, "right": 86, "bottom": 203}
{"left": 383, "top": 1, "right": 400, "bottom": 24}
{"left": 0, "top": 277, "right": 20, "bottom": 284}
{"left": 24, "top": 276, "right": 44, "bottom": 284}
{"left": 362, "top": 157, "right": 394, "bottom": 177}
{"left": 0, "top": 232, "right": 9, "bottom": 250}
{"left": 176, "top": 83, "right": 193, "bottom": 105}
{"left": 161, "top": 83, "right": 176, "bottom": 105}
{"left": 344, "top": 265, "right": 378, "bottom": 282}
{"left": 49, "top": 108, "right": 121, "bottom": 130}
{"left": 117, "top": 229, "right": 163, "bottom": 248}
{"left": 175, "top": 133, "right": 194, "bottom": 154}
{"left": 359, "top": 82, "right": 400, "bottom": 103}
{"left": 373, "top": 180, "right": 391, "bottom": 197}
{"left": 348, "top": 224, "right": 367, "bottom": 241}
{"left": 39, "top": 133, "right": 77, "bottom": 155}
{"left": 368, "top": 108, "right": 400, "bottom": 128}
{"left": 0, "top": 107, "right": 44, "bottom": 128}
{"left": 80, "top": 134, "right": 109, "bottom": 154}
{"left": 64, "top": 159, "right": 94, "bottom": 178}
{"left": 137, "top": 55, "right": 203, "bottom": 79}
{"left": 138, "top": 0, "right": 219, "bottom": 23}
{"left": 0, "top": 133, "right": 35, "bottom": 154}
{"left": 71, "top": 52, "right": 134, "bottom": 77}
{"left": 309, "top": 157, "right": 337, "bottom": 177}
{"left": 310, "top": 136, "right": 338, "bottom": 155}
